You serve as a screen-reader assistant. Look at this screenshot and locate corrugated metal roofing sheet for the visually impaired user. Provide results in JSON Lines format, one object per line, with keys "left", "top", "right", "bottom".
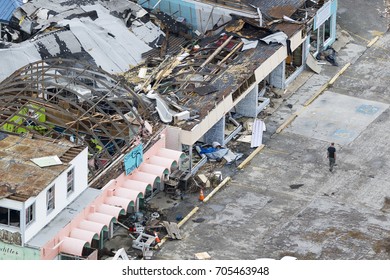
{"left": 0, "top": 0, "right": 22, "bottom": 23}
{"left": 0, "top": 2, "right": 161, "bottom": 81}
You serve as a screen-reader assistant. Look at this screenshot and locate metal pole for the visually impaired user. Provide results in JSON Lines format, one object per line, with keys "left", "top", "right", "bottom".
{"left": 189, "top": 144, "right": 193, "bottom": 172}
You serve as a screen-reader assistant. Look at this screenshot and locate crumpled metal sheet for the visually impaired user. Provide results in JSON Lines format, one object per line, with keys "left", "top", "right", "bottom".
{"left": 260, "top": 31, "right": 288, "bottom": 46}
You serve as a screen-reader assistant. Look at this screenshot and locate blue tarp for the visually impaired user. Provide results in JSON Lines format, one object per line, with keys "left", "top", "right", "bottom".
{"left": 0, "top": 0, "right": 22, "bottom": 23}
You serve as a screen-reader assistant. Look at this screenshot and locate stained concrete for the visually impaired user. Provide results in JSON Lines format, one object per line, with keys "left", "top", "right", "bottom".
{"left": 155, "top": 4, "right": 390, "bottom": 260}
{"left": 286, "top": 91, "right": 389, "bottom": 145}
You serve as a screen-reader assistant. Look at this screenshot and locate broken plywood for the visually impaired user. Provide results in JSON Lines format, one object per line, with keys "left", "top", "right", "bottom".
{"left": 306, "top": 53, "right": 321, "bottom": 74}
{"left": 162, "top": 221, "right": 182, "bottom": 240}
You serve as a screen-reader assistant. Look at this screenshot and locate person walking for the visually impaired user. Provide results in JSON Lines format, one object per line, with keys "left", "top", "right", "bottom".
{"left": 327, "top": 143, "right": 336, "bottom": 172}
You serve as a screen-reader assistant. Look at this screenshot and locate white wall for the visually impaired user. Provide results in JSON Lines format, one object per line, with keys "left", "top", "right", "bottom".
{"left": 24, "top": 147, "right": 89, "bottom": 242}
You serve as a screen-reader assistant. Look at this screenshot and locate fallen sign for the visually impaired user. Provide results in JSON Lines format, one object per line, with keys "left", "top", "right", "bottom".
{"left": 132, "top": 233, "right": 155, "bottom": 251}
{"left": 162, "top": 221, "right": 182, "bottom": 240}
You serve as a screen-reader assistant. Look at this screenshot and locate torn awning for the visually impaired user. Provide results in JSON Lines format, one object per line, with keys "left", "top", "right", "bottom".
{"left": 60, "top": 237, "right": 90, "bottom": 257}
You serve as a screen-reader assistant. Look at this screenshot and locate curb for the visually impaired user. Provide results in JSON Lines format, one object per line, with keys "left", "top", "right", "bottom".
{"left": 177, "top": 206, "right": 200, "bottom": 228}
{"left": 203, "top": 177, "right": 231, "bottom": 203}
{"left": 153, "top": 177, "right": 232, "bottom": 250}
{"left": 304, "top": 62, "right": 351, "bottom": 107}
{"left": 237, "top": 145, "right": 265, "bottom": 169}
{"left": 276, "top": 114, "right": 298, "bottom": 134}
{"left": 154, "top": 207, "right": 200, "bottom": 250}
{"left": 367, "top": 36, "right": 380, "bottom": 48}
{"left": 328, "top": 62, "right": 351, "bottom": 85}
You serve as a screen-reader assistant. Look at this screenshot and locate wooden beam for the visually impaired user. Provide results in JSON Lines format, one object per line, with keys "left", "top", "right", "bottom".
{"left": 200, "top": 35, "right": 234, "bottom": 68}
{"left": 276, "top": 114, "right": 298, "bottom": 134}
{"left": 202, "top": 177, "right": 231, "bottom": 203}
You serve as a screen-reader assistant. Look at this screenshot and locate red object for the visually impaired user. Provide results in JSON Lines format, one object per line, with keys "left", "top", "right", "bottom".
{"left": 199, "top": 189, "right": 205, "bottom": 201}
{"left": 154, "top": 231, "right": 161, "bottom": 243}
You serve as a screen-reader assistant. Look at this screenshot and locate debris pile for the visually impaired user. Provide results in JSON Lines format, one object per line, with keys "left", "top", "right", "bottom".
{"left": 0, "top": 0, "right": 167, "bottom": 81}
{"left": 112, "top": 208, "right": 183, "bottom": 259}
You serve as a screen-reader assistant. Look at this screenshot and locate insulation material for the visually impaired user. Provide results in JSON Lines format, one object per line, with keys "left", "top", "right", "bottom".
{"left": 261, "top": 31, "right": 288, "bottom": 46}
{"left": 241, "top": 38, "right": 259, "bottom": 51}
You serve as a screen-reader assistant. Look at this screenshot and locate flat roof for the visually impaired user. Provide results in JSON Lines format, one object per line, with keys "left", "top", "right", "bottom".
{"left": 26, "top": 187, "right": 101, "bottom": 248}
{"left": 0, "top": 133, "right": 75, "bottom": 201}
{"left": 171, "top": 22, "right": 302, "bottom": 131}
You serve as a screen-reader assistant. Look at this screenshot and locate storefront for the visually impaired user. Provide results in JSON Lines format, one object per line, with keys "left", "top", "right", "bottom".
{"left": 311, "top": 0, "right": 338, "bottom": 54}
{"left": 0, "top": 241, "right": 40, "bottom": 260}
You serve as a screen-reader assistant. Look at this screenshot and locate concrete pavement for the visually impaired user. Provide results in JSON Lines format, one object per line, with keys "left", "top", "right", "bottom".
{"left": 155, "top": 2, "right": 390, "bottom": 260}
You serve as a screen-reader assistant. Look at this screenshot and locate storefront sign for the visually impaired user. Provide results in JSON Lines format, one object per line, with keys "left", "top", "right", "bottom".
{"left": 0, "top": 241, "right": 40, "bottom": 260}
{"left": 314, "top": 1, "right": 331, "bottom": 30}
{"left": 124, "top": 144, "right": 143, "bottom": 175}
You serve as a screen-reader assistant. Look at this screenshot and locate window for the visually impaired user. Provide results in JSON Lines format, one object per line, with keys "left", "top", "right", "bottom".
{"left": 0, "top": 207, "right": 20, "bottom": 228}
{"left": 47, "top": 185, "right": 55, "bottom": 214}
{"left": 324, "top": 17, "right": 331, "bottom": 43}
{"left": 26, "top": 203, "right": 35, "bottom": 226}
{"left": 67, "top": 168, "right": 75, "bottom": 196}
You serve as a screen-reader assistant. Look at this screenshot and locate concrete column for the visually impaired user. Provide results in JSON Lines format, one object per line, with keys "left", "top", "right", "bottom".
{"left": 269, "top": 61, "right": 286, "bottom": 89}
{"left": 203, "top": 117, "right": 225, "bottom": 146}
{"left": 235, "top": 86, "right": 258, "bottom": 118}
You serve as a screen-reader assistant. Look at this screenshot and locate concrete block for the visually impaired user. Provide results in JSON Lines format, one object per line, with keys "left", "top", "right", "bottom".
{"left": 197, "top": 174, "right": 211, "bottom": 188}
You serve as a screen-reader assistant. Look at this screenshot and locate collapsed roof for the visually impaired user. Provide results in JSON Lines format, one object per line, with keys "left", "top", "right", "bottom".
{"left": 0, "top": 58, "right": 157, "bottom": 177}
{"left": 122, "top": 0, "right": 322, "bottom": 130}
{"left": 0, "top": 0, "right": 165, "bottom": 82}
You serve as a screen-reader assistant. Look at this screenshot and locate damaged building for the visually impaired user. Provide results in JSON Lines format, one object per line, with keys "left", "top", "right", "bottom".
{"left": 135, "top": 0, "right": 338, "bottom": 173}
{"left": 0, "top": 0, "right": 338, "bottom": 259}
